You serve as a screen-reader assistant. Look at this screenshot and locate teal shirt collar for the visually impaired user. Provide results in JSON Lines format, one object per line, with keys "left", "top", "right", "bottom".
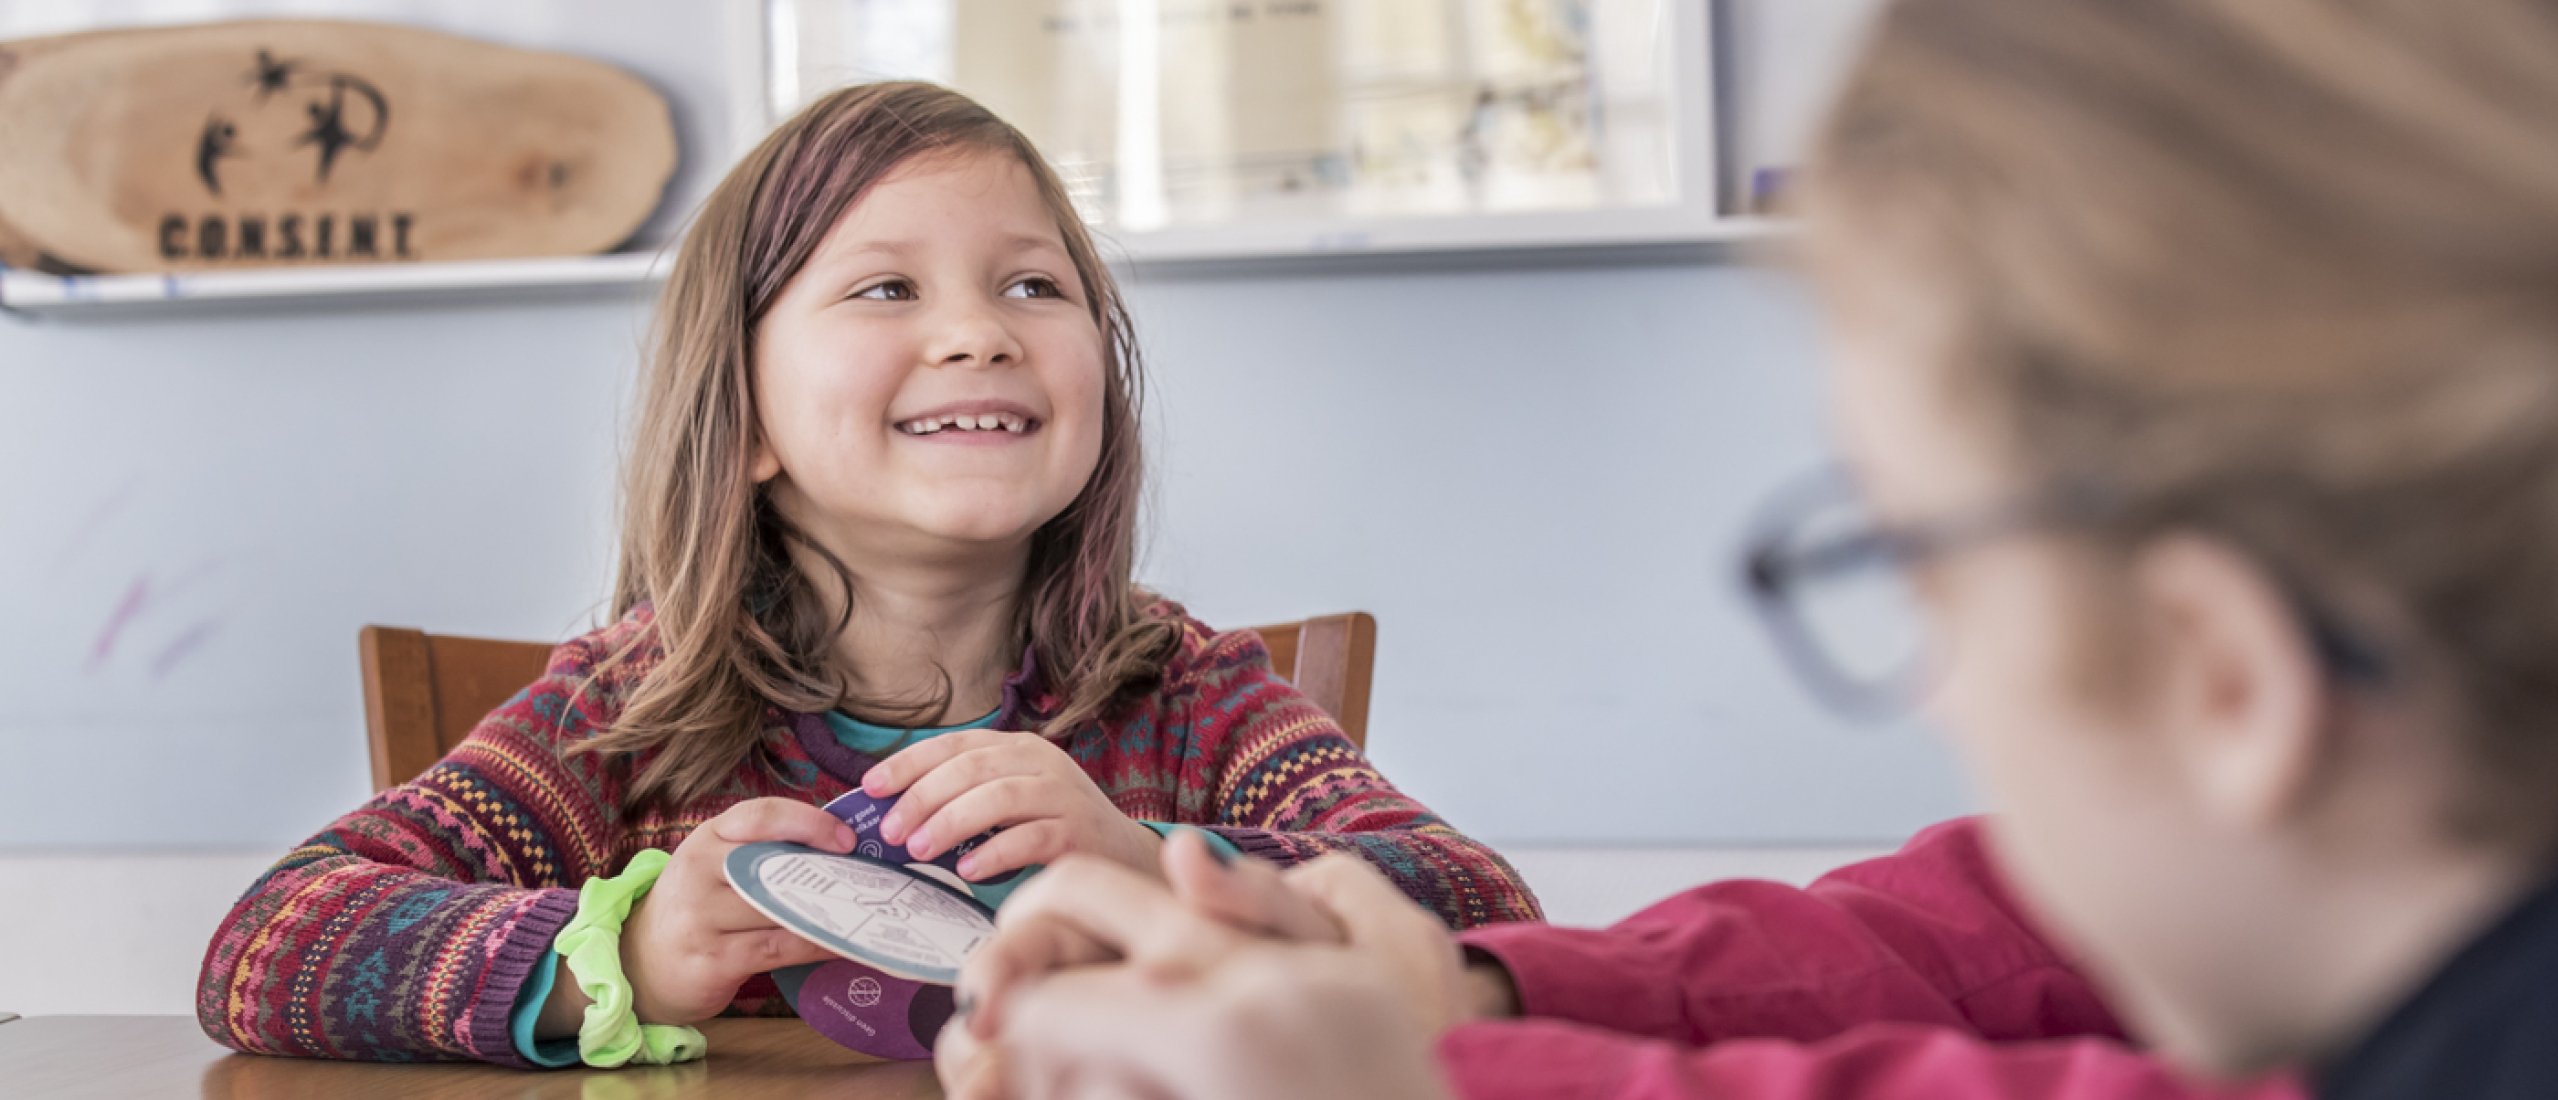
{"left": 821, "top": 706, "right": 1001, "bottom": 756}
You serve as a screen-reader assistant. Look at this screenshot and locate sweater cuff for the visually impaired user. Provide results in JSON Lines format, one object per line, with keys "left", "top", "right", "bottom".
{"left": 507, "top": 950, "right": 581, "bottom": 1068}
{"left": 1202, "top": 826, "right": 1305, "bottom": 866}
{"left": 1139, "top": 821, "right": 1243, "bottom": 863}
{"left": 1457, "top": 920, "right": 1690, "bottom": 1039}
{"left": 466, "top": 887, "right": 582, "bottom": 1068}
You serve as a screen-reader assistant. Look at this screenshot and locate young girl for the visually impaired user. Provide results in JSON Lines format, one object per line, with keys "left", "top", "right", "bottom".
{"left": 935, "top": 0, "right": 2558, "bottom": 1098}
{"left": 194, "top": 81, "right": 1537, "bottom": 1069}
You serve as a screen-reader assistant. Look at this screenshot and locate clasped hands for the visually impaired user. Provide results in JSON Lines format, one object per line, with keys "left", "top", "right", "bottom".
{"left": 935, "top": 832, "right": 1521, "bottom": 1100}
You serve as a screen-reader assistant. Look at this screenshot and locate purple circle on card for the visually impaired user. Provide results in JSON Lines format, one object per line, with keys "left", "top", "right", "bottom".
{"left": 772, "top": 958, "right": 953, "bottom": 1062}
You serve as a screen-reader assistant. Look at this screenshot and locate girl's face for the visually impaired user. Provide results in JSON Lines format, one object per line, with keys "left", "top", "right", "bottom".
{"left": 751, "top": 148, "right": 1107, "bottom": 569}
{"left": 1826, "top": 305, "right": 2314, "bottom": 1075}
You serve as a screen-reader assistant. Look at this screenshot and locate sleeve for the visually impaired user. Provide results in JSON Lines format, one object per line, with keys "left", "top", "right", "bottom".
{"left": 507, "top": 951, "right": 580, "bottom": 1066}
{"left": 1164, "top": 622, "right": 1543, "bottom": 930}
{"left": 1439, "top": 821, "right": 2309, "bottom": 1100}
{"left": 1456, "top": 818, "right": 2119, "bottom": 1046}
{"left": 194, "top": 633, "right": 629, "bottom": 1066}
{"left": 1435, "top": 1019, "right": 2306, "bottom": 1100}
{"left": 1137, "top": 821, "right": 1243, "bottom": 861}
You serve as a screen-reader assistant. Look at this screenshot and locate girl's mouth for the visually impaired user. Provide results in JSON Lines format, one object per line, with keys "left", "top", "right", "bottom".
{"left": 896, "top": 412, "right": 1036, "bottom": 436}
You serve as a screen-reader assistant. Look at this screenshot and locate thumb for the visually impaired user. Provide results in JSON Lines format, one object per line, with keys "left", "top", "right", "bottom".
{"left": 709, "top": 797, "right": 859, "bottom": 853}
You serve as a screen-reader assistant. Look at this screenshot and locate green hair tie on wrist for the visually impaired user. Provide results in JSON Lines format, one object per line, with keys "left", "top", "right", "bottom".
{"left": 556, "top": 848, "right": 707, "bottom": 1067}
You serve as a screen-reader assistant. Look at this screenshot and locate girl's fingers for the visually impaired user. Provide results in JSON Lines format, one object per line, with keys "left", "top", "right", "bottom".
{"left": 917, "top": 774, "right": 1063, "bottom": 862}
{"left": 952, "top": 816, "right": 1068, "bottom": 881}
{"left": 879, "top": 744, "right": 1038, "bottom": 850}
{"left": 704, "top": 796, "right": 859, "bottom": 852}
{"left": 865, "top": 728, "right": 1019, "bottom": 798}
{"left": 1160, "top": 829, "right": 1344, "bottom": 944}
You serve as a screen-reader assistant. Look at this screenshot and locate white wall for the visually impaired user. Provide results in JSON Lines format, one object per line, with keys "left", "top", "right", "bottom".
{"left": 0, "top": 295, "right": 651, "bottom": 846}
{"left": 1128, "top": 259, "right": 1968, "bottom": 843}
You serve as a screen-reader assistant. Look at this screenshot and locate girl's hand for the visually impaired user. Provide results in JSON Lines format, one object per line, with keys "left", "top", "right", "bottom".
{"left": 618, "top": 798, "right": 859, "bottom": 1025}
{"left": 863, "top": 728, "right": 1162, "bottom": 881}
{"left": 958, "top": 942, "right": 1456, "bottom": 1100}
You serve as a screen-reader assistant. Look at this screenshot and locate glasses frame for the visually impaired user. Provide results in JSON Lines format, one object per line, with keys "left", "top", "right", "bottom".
{"left": 1739, "top": 468, "right": 2389, "bottom": 720}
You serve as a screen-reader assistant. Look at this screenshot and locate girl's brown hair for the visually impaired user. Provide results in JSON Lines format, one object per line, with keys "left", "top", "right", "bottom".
{"left": 584, "top": 82, "right": 1178, "bottom": 814}
{"left": 1801, "top": 0, "right": 2558, "bottom": 838}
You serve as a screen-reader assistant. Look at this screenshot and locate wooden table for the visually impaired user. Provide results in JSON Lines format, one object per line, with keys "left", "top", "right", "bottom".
{"left": 0, "top": 1016, "right": 943, "bottom": 1098}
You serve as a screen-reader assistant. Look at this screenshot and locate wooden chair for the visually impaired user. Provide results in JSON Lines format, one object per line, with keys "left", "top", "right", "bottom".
{"left": 360, "top": 611, "right": 1378, "bottom": 792}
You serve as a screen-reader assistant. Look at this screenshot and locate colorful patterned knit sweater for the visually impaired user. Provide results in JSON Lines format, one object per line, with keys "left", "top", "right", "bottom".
{"left": 196, "top": 603, "right": 1541, "bottom": 1066}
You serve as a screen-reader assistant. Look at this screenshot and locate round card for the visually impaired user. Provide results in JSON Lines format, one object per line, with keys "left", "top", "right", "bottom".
{"left": 724, "top": 842, "right": 997, "bottom": 985}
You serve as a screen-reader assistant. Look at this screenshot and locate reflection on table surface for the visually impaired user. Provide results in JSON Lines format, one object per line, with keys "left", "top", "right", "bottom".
{"left": 0, "top": 1015, "right": 942, "bottom": 1099}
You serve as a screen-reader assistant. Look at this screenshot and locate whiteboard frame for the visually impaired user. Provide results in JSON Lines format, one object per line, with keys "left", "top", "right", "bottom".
{"left": 744, "top": 0, "right": 1745, "bottom": 261}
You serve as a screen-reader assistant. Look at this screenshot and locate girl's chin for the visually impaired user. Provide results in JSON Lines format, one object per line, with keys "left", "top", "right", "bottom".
{"left": 898, "top": 506, "right": 1063, "bottom": 550}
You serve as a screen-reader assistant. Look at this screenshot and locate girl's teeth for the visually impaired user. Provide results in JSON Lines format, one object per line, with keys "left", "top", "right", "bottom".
{"left": 902, "top": 413, "right": 1032, "bottom": 434}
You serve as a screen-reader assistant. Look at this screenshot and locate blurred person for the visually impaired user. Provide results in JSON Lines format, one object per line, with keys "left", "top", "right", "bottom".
{"left": 938, "top": 1, "right": 2558, "bottom": 1097}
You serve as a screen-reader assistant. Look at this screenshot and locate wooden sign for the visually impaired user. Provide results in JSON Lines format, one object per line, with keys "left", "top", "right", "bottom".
{"left": 0, "top": 20, "right": 676, "bottom": 273}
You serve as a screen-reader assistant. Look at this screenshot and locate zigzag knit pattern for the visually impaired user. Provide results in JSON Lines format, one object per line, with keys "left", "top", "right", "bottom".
{"left": 196, "top": 603, "right": 1542, "bottom": 1066}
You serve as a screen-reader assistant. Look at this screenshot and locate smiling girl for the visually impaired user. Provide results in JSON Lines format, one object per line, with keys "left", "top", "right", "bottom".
{"left": 195, "top": 82, "right": 1537, "bottom": 1069}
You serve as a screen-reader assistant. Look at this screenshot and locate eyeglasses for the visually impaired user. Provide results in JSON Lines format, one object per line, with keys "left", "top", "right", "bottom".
{"left": 1739, "top": 468, "right": 2390, "bottom": 719}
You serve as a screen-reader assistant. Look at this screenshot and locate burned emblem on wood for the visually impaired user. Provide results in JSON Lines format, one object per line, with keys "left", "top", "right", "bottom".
{"left": 172, "top": 48, "right": 410, "bottom": 263}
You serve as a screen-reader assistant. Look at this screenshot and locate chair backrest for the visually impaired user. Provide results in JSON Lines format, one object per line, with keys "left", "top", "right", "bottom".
{"left": 359, "top": 626, "right": 555, "bottom": 793}
{"left": 360, "top": 611, "right": 1378, "bottom": 792}
{"left": 1246, "top": 612, "right": 1377, "bottom": 749}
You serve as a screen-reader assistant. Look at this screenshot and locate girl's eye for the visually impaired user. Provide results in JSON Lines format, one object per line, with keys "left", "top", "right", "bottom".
{"left": 853, "top": 279, "right": 917, "bottom": 301}
{"left": 1004, "top": 277, "right": 1066, "bottom": 300}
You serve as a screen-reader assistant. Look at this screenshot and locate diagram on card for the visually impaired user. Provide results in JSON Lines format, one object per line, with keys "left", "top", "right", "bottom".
{"left": 725, "top": 842, "right": 996, "bottom": 986}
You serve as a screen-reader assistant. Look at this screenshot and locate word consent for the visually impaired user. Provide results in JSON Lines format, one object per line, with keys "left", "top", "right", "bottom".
{"left": 156, "top": 212, "right": 417, "bottom": 261}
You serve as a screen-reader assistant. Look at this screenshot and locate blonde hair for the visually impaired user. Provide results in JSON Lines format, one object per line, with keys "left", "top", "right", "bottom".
{"left": 1802, "top": 0, "right": 2558, "bottom": 837}
{"left": 583, "top": 83, "right": 1178, "bottom": 814}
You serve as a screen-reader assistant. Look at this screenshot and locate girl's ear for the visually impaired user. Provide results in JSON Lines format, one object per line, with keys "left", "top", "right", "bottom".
{"left": 2132, "top": 535, "right": 2335, "bottom": 833}
{"left": 750, "top": 431, "right": 783, "bottom": 483}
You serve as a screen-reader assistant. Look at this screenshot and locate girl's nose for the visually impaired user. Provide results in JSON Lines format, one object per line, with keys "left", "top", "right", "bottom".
{"left": 925, "top": 297, "right": 1025, "bottom": 369}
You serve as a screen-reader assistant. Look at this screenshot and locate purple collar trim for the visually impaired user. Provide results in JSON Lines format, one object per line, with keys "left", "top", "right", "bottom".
{"left": 790, "top": 646, "right": 1053, "bottom": 786}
